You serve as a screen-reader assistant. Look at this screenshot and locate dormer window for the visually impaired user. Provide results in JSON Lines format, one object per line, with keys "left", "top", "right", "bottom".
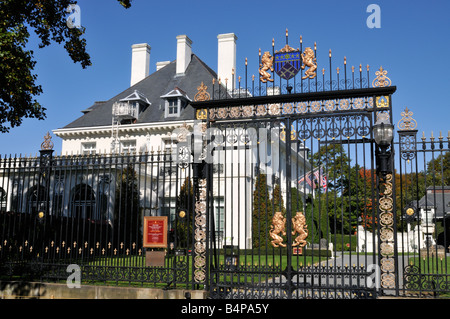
{"left": 113, "top": 90, "right": 150, "bottom": 123}
{"left": 161, "top": 87, "right": 191, "bottom": 118}
{"left": 168, "top": 98, "right": 179, "bottom": 116}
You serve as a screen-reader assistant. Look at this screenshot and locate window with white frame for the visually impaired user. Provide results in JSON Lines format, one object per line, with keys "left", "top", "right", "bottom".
{"left": 165, "top": 98, "right": 185, "bottom": 118}
{"left": 81, "top": 142, "right": 96, "bottom": 155}
{"left": 161, "top": 197, "right": 176, "bottom": 229}
{"left": 163, "top": 138, "right": 177, "bottom": 151}
{"left": 168, "top": 98, "right": 178, "bottom": 115}
{"left": 0, "top": 187, "right": 6, "bottom": 211}
{"left": 121, "top": 140, "right": 136, "bottom": 154}
{"left": 214, "top": 197, "right": 225, "bottom": 242}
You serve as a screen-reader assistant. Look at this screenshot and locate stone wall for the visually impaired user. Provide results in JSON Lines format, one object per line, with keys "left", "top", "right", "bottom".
{"left": 0, "top": 281, "right": 207, "bottom": 299}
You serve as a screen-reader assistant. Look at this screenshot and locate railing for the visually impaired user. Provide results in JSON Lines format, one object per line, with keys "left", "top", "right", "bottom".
{"left": 396, "top": 124, "right": 450, "bottom": 297}
{"left": 195, "top": 55, "right": 388, "bottom": 102}
{"left": 112, "top": 101, "right": 138, "bottom": 119}
{"left": 0, "top": 151, "right": 198, "bottom": 289}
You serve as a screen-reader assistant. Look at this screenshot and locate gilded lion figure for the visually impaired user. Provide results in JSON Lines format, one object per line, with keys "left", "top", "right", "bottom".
{"left": 292, "top": 212, "right": 308, "bottom": 248}
{"left": 259, "top": 51, "right": 274, "bottom": 83}
{"left": 301, "top": 47, "right": 317, "bottom": 80}
{"left": 270, "top": 211, "right": 286, "bottom": 247}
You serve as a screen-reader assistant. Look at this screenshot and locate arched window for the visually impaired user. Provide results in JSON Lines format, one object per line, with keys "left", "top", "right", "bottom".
{"left": 27, "top": 185, "right": 48, "bottom": 215}
{"left": 70, "top": 184, "right": 96, "bottom": 219}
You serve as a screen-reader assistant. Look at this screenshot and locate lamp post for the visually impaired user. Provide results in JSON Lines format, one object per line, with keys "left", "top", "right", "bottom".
{"left": 373, "top": 118, "right": 394, "bottom": 177}
{"left": 373, "top": 115, "right": 396, "bottom": 293}
{"left": 37, "top": 132, "right": 54, "bottom": 262}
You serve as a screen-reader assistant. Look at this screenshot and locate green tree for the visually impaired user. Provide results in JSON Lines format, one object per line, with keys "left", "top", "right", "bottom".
{"left": 305, "top": 196, "right": 330, "bottom": 244}
{"left": 114, "top": 165, "right": 141, "bottom": 247}
{"left": 175, "top": 177, "right": 193, "bottom": 248}
{"left": 272, "top": 183, "right": 285, "bottom": 214}
{"left": 312, "top": 144, "right": 350, "bottom": 194}
{"left": 326, "top": 164, "right": 372, "bottom": 234}
{"left": 426, "top": 151, "right": 450, "bottom": 186}
{"left": 252, "top": 173, "right": 272, "bottom": 248}
{"left": 290, "top": 187, "right": 304, "bottom": 215}
{"left": 0, "top": 0, "right": 132, "bottom": 133}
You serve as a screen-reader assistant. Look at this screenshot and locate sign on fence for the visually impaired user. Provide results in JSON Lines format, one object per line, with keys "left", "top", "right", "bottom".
{"left": 143, "top": 216, "right": 168, "bottom": 248}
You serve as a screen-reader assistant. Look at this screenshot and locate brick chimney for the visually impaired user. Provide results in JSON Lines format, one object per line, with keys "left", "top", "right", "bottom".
{"left": 176, "top": 35, "right": 192, "bottom": 76}
{"left": 130, "top": 43, "right": 151, "bottom": 86}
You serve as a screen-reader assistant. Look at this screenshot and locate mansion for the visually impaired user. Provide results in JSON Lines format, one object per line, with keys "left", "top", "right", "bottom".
{"left": 1, "top": 33, "right": 312, "bottom": 249}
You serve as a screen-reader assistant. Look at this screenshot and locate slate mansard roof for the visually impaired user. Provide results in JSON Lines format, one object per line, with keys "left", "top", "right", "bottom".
{"left": 415, "top": 186, "right": 450, "bottom": 219}
{"left": 62, "top": 54, "right": 218, "bottom": 129}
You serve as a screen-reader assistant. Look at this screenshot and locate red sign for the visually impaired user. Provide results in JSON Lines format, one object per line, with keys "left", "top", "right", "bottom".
{"left": 143, "top": 216, "right": 168, "bottom": 248}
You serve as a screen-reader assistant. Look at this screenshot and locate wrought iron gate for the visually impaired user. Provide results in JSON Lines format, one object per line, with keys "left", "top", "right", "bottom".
{"left": 190, "top": 50, "right": 398, "bottom": 298}
{"left": 396, "top": 109, "right": 450, "bottom": 297}
{"left": 7, "top": 32, "right": 444, "bottom": 299}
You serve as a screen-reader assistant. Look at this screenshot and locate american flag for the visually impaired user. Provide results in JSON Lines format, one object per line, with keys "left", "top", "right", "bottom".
{"left": 298, "top": 172, "right": 312, "bottom": 187}
{"left": 314, "top": 167, "right": 328, "bottom": 192}
{"left": 298, "top": 168, "right": 327, "bottom": 192}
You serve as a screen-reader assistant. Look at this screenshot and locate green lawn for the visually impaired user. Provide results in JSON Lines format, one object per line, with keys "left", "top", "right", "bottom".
{"left": 408, "top": 256, "right": 450, "bottom": 275}
{"left": 85, "top": 253, "right": 327, "bottom": 270}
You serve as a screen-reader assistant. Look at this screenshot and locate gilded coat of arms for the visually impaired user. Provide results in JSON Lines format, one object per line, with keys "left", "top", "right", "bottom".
{"left": 269, "top": 211, "right": 286, "bottom": 247}
{"left": 291, "top": 212, "right": 308, "bottom": 248}
{"left": 272, "top": 41, "right": 318, "bottom": 81}
{"left": 274, "top": 44, "right": 301, "bottom": 80}
{"left": 301, "top": 47, "right": 317, "bottom": 80}
{"left": 259, "top": 51, "right": 274, "bottom": 83}
{"left": 269, "top": 211, "right": 309, "bottom": 249}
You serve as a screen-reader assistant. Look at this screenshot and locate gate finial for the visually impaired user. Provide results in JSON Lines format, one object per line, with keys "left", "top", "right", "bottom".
{"left": 41, "top": 132, "right": 54, "bottom": 150}
{"left": 194, "top": 81, "right": 210, "bottom": 102}
{"left": 397, "top": 107, "right": 417, "bottom": 131}
{"left": 372, "top": 66, "right": 392, "bottom": 87}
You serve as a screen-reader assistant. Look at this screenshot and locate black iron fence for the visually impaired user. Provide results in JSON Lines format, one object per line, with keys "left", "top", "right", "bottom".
{"left": 396, "top": 123, "right": 450, "bottom": 297}
{"left": 0, "top": 121, "right": 448, "bottom": 298}
{"left": 0, "top": 150, "right": 199, "bottom": 289}
{"left": 204, "top": 47, "right": 374, "bottom": 100}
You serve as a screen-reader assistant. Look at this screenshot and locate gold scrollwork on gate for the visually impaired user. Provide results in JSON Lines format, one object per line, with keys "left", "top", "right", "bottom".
{"left": 372, "top": 66, "right": 392, "bottom": 88}
{"left": 41, "top": 132, "right": 54, "bottom": 150}
{"left": 376, "top": 96, "right": 389, "bottom": 108}
{"left": 379, "top": 173, "right": 396, "bottom": 289}
{"left": 194, "top": 178, "right": 207, "bottom": 283}
{"left": 196, "top": 109, "right": 207, "bottom": 120}
{"left": 194, "top": 82, "right": 210, "bottom": 102}
{"left": 397, "top": 107, "right": 417, "bottom": 131}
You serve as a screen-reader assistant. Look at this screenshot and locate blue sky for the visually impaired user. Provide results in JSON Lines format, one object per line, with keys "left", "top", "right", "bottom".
{"left": 1, "top": 0, "right": 449, "bottom": 156}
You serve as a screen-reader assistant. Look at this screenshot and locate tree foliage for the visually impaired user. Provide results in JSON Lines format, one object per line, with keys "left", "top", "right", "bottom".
{"left": 252, "top": 173, "right": 272, "bottom": 248}
{"left": 305, "top": 196, "right": 330, "bottom": 243}
{"left": 175, "top": 177, "right": 193, "bottom": 248}
{"left": 114, "top": 165, "right": 141, "bottom": 246}
{"left": 0, "top": 0, "right": 132, "bottom": 132}
{"left": 312, "top": 144, "right": 350, "bottom": 193}
{"left": 271, "top": 183, "right": 285, "bottom": 214}
{"left": 426, "top": 151, "right": 450, "bottom": 186}
{"left": 290, "top": 187, "right": 304, "bottom": 215}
